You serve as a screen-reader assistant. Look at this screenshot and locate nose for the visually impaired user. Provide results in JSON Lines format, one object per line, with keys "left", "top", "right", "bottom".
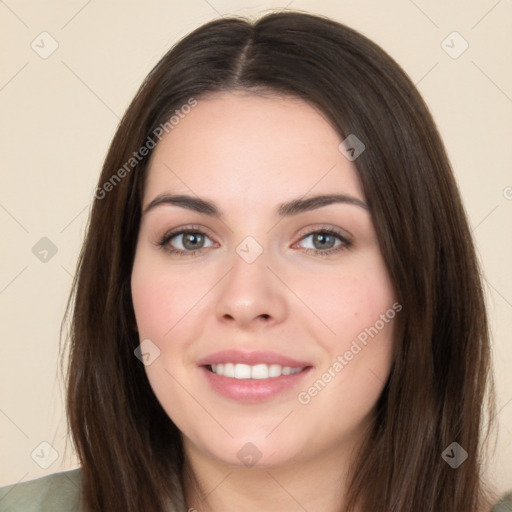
{"left": 214, "top": 243, "right": 288, "bottom": 330}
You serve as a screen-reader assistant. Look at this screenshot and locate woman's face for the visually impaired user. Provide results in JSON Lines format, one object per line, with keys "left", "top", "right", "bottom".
{"left": 131, "top": 90, "right": 398, "bottom": 469}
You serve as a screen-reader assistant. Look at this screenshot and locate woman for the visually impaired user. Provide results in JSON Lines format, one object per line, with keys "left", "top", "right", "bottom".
{"left": 0, "top": 10, "right": 508, "bottom": 512}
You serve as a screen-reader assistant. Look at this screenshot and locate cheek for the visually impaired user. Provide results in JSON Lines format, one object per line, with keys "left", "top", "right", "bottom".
{"left": 131, "top": 255, "right": 204, "bottom": 338}
{"left": 295, "top": 255, "right": 398, "bottom": 408}
{"left": 299, "top": 258, "right": 396, "bottom": 349}
{"left": 296, "top": 271, "right": 397, "bottom": 435}
{"left": 130, "top": 256, "right": 202, "bottom": 421}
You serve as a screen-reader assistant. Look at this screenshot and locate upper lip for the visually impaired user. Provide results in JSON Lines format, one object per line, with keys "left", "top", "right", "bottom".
{"left": 197, "top": 350, "right": 312, "bottom": 368}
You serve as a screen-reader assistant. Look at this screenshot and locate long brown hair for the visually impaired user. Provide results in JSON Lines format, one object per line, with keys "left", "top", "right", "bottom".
{"left": 60, "top": 10, "right": 497, "bottom": 511}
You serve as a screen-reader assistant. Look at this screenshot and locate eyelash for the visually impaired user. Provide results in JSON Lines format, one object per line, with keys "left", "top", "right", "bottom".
{"left": 156, "top": 224, "right": 353, "bottom": 258}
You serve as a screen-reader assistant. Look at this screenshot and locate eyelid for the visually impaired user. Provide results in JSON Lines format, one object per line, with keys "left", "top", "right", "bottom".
{"left": 294, "top": 223, "right": 352, "bottom": 240}
{"left": 160, "top": 223, "right": 217, "bottom": 241}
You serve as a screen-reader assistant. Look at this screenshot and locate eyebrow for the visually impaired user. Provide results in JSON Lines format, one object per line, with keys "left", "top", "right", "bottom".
{"left": 142, "top": 192, "right": 369, "bottom": 217}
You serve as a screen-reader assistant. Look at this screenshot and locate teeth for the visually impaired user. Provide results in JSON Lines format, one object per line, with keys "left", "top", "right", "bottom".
{"left": 235, "top": 363, "right": 251, "bottom": 379}
{"left": 209, "top": 363, "right": 303, "bottom": 379}
{"left": 223, "top": 363, "right": 235, "bottom": 377}
{"left": 251, "top": 364, "right": 269, "bottom": 379}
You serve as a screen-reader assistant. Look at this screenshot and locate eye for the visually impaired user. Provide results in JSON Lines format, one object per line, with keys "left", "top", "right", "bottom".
{"left": 156, "top": 225, "right": 352, "bottom": 258}
{"left": 294, "top": 228, "right": 352, "bottom": 256}
{"left": 157, "top": 226, "right": 216, "bottom": 256}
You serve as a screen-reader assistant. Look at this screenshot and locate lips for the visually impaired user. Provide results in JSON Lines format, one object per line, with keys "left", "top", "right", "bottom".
{"left": 197, "top": 349, "right": 313, "bottom": 403}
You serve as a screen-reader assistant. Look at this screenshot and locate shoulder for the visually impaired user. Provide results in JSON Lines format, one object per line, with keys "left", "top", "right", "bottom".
{"left": 0, "top": 469, "right": 83, "bottom": 512}
{"left": 492, "top": 491, "right": 512, "bottom": 512}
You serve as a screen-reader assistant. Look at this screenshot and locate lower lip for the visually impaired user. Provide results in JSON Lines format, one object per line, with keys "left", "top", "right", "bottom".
{"left": 200, "top": 366, "right": 313, "bottom": 403}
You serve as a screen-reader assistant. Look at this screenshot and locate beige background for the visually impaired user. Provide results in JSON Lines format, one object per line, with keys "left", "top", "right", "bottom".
{"left": 1, "top": 0, "right": 511, "bottom": 496}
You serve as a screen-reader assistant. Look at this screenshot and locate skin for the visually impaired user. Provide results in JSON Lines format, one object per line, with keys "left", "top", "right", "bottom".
{"left": 131, "top": 90, "right": 398, "bottom": 512}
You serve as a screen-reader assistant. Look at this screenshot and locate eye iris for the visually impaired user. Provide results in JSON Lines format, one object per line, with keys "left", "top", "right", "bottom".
{"left": 182, "top": 233, "right": 204, "bottom": 250}
{"left": 313, "top": 232, "right": 335, "bottom": 250}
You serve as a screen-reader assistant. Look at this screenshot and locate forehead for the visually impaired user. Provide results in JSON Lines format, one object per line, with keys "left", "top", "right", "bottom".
{"left": 144, "top": 90, "right": 364, "bottom": 206}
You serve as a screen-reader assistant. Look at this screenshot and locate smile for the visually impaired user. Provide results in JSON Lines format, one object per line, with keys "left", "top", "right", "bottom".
{"left": 197, "top": 349, "right": 313, "bottom": 402}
